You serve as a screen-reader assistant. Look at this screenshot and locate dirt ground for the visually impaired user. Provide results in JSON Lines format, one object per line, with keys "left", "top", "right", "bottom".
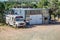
{"left": 0, "top": 24, "right": 60, "bottom": 40}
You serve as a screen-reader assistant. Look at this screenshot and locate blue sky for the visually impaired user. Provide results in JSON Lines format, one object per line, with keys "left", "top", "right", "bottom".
{"left": 0, "top": 0, "right": 8, "bottom": 1}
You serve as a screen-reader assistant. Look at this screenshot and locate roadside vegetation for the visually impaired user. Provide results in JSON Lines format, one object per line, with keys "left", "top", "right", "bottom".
{"left": 0, "top": 0, "right": 60, "bottom": 25}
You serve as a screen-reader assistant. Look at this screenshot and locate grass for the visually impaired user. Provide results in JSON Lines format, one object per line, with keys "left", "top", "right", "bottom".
{"left": 0, "top": 23, "right": 7, "bottom": 26}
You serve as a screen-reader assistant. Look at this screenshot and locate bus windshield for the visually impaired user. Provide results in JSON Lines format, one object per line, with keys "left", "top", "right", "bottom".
{"left": 16, "top": 18, "right": 24, "bottom": 21}
{"left": 15, "top": 16, "right": 24, "bottom": 21}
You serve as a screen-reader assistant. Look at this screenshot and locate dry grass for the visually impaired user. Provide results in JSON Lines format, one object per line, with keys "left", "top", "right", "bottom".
{"left": 0, "top": 25, "right": 60, "bottom": 40}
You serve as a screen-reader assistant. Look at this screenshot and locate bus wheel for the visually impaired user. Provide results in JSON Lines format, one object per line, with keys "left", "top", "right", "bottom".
{"left": 8, "top": 22, "right": 10, "bottom": 26}
{"left": 16, "top": 25, "right": 18, "bottom": 28}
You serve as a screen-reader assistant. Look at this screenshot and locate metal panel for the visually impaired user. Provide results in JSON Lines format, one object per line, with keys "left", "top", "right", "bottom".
{"left": 30, "top": 14, "right": 42, "bottom": 25}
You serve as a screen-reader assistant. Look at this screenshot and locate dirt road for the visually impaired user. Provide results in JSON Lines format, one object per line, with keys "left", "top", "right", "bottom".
{"left": 0, "top": 25, "right": 60, "bottom": 40}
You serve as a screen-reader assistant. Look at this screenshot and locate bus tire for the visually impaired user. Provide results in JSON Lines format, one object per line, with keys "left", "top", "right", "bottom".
{"left": 8, "top": 22, "right": 10, "bottom": 26}
{"left": 15, "top": 24, "right": 18, "bottom": 28}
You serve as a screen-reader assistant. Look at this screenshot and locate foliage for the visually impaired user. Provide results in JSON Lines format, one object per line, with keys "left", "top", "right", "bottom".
{"left": 37, "top": 0, "right": 49, "bottom": 8}
{"left": 49, "top": 0, "right": 59, "bottom": 17}
{"left": 0, "top": 2, "right": 5, "bottom": 23}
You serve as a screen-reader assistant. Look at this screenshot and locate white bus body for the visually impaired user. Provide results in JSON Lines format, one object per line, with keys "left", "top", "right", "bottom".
{"left": 7, "top": 8, "right": 49, "bottom": 25}
{"left": 6, "top": 15, "right": 26, "bottom": 27}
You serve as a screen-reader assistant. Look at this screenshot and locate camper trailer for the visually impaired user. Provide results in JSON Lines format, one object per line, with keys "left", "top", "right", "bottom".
{"left": 6, "top": 15, "right": 26, "bottom": 27}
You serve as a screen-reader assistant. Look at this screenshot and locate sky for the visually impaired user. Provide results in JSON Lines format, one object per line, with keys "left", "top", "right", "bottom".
{"left": 0, "top": 0, "right": 8, "bottom": 1}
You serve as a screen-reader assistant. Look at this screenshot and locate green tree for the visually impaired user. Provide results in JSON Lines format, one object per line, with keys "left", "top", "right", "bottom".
{"left": 49, "top": 0, "right": 59, "bottom": 19}
{"left": 0, "top": 2, "right": 5, "bottom": 23}
{"left": 37, "top": 0, "right": 49, "bottom": 8}
{"left": 4, "top": 2, "right": 17, "bottom": 10}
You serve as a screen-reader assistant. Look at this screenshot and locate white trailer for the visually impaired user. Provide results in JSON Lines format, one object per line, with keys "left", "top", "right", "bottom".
{"left": 6, "top": 15, "right": 26, "bottom": 27}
